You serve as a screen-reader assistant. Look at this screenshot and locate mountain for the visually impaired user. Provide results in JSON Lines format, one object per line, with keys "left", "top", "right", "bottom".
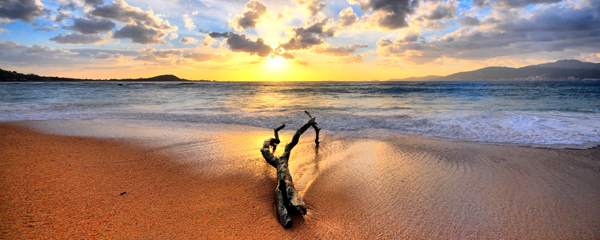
{"left": 0, "top": 68, "right": 198, "bottom": 82}
{"left": 532, "top": 59, "right": 600, "bottom": 69}
{"left": 394, "top": 60, "right": 600, "bottom": 81}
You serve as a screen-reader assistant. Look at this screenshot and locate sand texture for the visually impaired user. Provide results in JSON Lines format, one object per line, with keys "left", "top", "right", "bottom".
{"left": 1, "top": 122, "right": 599, "bottom": 239}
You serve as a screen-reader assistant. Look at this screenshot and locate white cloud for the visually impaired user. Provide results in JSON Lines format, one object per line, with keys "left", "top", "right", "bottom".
{"left": 183, "top": 14, "right": 196, "bottom": 31}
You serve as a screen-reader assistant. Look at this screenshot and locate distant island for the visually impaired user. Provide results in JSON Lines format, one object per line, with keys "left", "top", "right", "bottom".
{"left": 393, "top": 59, "right": 600, "bottom": 81}
{"left": 0, "top": 68, "right": 210, "bottom": 82}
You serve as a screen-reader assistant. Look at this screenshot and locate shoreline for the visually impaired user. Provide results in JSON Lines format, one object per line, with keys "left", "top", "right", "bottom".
{"left": 8, "top": 119, "right": 600, "bottom": 150}
{"left": 1, "top": 121, "right": 599, "bottom": 239}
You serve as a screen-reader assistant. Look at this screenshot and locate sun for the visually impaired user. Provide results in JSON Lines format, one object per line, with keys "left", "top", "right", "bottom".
{"left": 264, "top": 56, "right": 288, "bottom": 72}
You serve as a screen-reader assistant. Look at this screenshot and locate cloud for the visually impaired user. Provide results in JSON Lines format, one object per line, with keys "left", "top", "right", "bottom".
{"left": 0, "top": 41, "right": 75, "bottom": 65}
{"left": 0, "top": 41, "right": 129, "bottom": 65}
{"left": 338, "top": 7, "right": 358, "bottom": 26}
{"left": 90, "top": 0, "right": 171, "bottom": 29}
{"left": 0, "top": 40, "right": 204, "bottom": 67}
{"left": 294, "top": 0, "right": 325, "bottom": 16}
{"left": 378, "top": 2, "right": 600, "bottom": 62}
{"left": 352, "top": 0, "right": 419, "bottom": 29}
{"left": 0, "top": 0, "right": 44, "bottom": 21}
{"left": 315, "top": 44, "right": 368, "bottom": 56}
{"left": 54, "top": 1, "right": 77, "bottom": 22}
{"left": 232, "top": 0, "right": 266, "bottom": 30}
{"left": 90, "top": 0, "right": 176, "bottom": 43}
{"left": 50, "top": 33, "right": 104, "bottom": 44}
{"left": 55, "top": 10, "right": 70, "bottom": 22}
{"left": 209, "top": 32, "right": 272, "bottom": 56}
{"left": 181, "top": 36, "right": 197, "bottom": 45}
{"left": 281, "top": 20, "right": 335, "bottom": 50}
{"left": 208, "top": 32, "right": 229, "bottom": 38}
{"left": 74, "top": 48, "right": 136, "bottom": 59}
{"left": 474, "top": 0, "right": 562, "bottom": 7}
{"left": 404, "top": 32, "right": 420, "bottom": 41}
{"left": 412, "top": 1, "right": 457, "bottom": 28}
{"left": 84, "top": 0, "right": 103, "bottom": 6}
{"left": 69, "top": 18, "right": 115, "bottom": 34}
{"left": 459, "top": 16, "right": 480, "bottom": 26}
{"left": 183, "top": 14, "right": 196, "bottom": 31}
{"left": 424, "top": 3, "right": 454, "bottom": 20}
{"left": 135, "top": 48, "right": 216, "bottom": 63}
{"left": 114, "top": 24, "right": 166, "bottom": 44}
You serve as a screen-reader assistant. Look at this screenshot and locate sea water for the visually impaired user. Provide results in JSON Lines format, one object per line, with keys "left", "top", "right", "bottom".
{"left": 1, "top": 80, "right": 599, "bottom": 148}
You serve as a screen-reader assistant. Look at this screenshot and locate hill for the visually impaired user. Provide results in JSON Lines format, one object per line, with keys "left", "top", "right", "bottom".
{"left": 0, "top": 68, "right": 195, "bottom": 82}
{"left": 393, "top": 59, "right": 600, "bottom": 81}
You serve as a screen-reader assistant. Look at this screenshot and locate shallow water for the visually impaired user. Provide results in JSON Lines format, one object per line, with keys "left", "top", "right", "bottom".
{"left": 1, "top": 80, "right": 600, "bottom": 147}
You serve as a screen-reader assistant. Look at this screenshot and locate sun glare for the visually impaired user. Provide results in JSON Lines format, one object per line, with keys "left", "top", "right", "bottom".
{"left": 264, "top": 56, "right": 288, "bottom": 72}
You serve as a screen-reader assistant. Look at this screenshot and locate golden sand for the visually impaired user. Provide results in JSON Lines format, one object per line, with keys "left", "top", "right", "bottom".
{"left": 1, "top": 123, "right": 599, "bottom": 239}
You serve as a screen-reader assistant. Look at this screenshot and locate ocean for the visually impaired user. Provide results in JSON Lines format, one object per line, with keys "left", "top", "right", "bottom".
{"left": 1, "top": 80, "right": 599, "bottom": 148}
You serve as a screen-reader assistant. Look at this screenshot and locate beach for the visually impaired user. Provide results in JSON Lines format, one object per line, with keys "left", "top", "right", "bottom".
{"left": 3, "top": 0, "right": 600, "bottom": 238}
{"left": 2, "top": 120, "right": 599, "bottom": 239}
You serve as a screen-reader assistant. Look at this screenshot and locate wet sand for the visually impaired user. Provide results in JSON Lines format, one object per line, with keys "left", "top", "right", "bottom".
{"left": 1, "top": 122, "right": 599, "bottom": 239}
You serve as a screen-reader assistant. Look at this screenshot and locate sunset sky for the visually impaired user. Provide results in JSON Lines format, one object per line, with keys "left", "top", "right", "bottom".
{"left": 0, "top": 0, "right": 599, "bottom": 81}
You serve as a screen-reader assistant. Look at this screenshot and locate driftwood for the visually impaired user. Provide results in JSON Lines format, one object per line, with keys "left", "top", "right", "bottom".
{"left": 260, "top": 111, "right": 321, "bottom": 228}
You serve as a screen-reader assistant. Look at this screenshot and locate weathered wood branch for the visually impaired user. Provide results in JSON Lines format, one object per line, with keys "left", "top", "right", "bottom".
{"left": 305, "top": 111, "right": 321, "bottom": 146}
{"left": 260, "top": 124, "right": 285, "bottom": 168}
{"left": 260, "top": 111, "right": 321, "bottom": 228}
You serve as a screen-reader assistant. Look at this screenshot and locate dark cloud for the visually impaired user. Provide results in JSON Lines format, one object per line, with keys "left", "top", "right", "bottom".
{"left": 281, "top": 20, "right": 335, "bottom": 50}
{"left": 316, "top": 44, "right": 368, "bottom": 56}
{"left": 208, "top": 32, "right": 229, "bottom": 38}
{"left": 0, "top": 0, "right": 44, "bottom": 21}
{"left": 89, "top": 0, "right": 175, "bottom": 44}
{"left": 459, "top": 16, "right": 480, "bottom": 26}
{"left": 69, "top": 18, "right": 115, "bottom": 34}
{"left": 114, "top": 24, "right": 165, "bottom": 44}
{"left": 90, "top": 0, "right": 175, "bottom": 44}
{"left": 403, "top": 33, "right": 419, "bottom": 42}
{"left": 233, "top": 0, "right": 266, "bottom": 30}
{"left": 356, "top": 0, "right": 419, "bottom": 29}
{"left": 209, "top": 32, "right": 272, "bottom": 56}
{"left": 85, "top": 0, "right": 104, "bottom": 6}
{"left": 295, "top": 0, "right": 325, "bottom": 16}
{"left": 474, "top": 0, "right": 562, "bottom": 7}
{"left": 425, "top": 4, "right": 454, "bottom": 20}
{"left": 378, "top": 2, "right": 600, "bottom": 61}
{"left": 338, "top": 7, "right": 358, "bottom": 26}
{"left": 50, "top": 33, "right": 104, "bottom": 44}
{"left": 90, "top": 0, "right": 171, "bottom": 29}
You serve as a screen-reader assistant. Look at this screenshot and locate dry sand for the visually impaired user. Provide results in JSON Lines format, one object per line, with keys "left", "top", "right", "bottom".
{"left": 1, "top": 122, "right": 599, "bottom": 239}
